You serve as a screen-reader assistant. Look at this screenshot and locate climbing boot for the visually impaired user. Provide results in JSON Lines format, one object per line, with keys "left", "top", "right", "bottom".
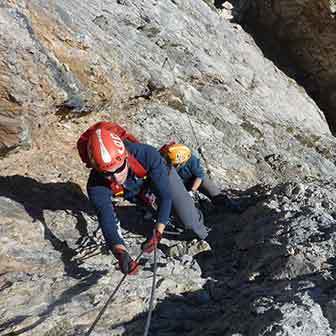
{"left": 167, "top": 239, "right": 212, "bottom": 258}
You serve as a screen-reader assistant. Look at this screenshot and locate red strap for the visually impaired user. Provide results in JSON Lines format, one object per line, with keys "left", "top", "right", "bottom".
{"left": 107, "top": 153, "right": 147, "bottom": 196}
{"left": 108, "top": 181, "right": 124, "bottom": 196}
{"left": 127, "top": 153, "right": 147, "bottom": 178}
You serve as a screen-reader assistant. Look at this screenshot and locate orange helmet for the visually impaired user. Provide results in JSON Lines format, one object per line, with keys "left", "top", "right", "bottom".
{"left": 87, "top": 126, "right": 127, "bottom": 172}
{"left": 164, "top": 143, "right": 191, "bottom": 166}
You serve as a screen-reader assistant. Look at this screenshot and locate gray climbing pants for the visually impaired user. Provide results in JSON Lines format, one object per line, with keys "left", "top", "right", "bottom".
{"left": 199, "top": 175, "right": 221, "bottom": 199}
{"left": 168, "top": 168, "right": 208, "bottom": 240}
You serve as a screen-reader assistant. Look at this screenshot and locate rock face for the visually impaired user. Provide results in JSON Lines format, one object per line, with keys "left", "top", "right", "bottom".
{"left": 186, "top": 180, "right": 336, "bottom": 335}
{"left": 1, "top": 0, "right": 335, "bottom": 188}
{"left": 225, "top": 0, "right": 336, "bottom": 131}
{"left": 1, "top": 0, "right": 336, "bottom": 336}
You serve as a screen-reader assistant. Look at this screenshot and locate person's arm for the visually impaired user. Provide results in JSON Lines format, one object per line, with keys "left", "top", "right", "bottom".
{"left": 142, "top": 145, "right": 173, "bottom": 230}
{"left": 87, "top": 170, "right": 125, "bottom": 250}
{"left": 189, "top": 155, "right": 205, "bottom": 192}
{"left": 190, "top": 177, "right": 203, "bottom": 192}
{"left": 138, "top": 146, "right": 173, "bottom": 254}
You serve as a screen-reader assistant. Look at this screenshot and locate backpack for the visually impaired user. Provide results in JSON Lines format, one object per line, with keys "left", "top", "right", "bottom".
{"left": 77, "top": 122, "right": 147, "bottom": 196}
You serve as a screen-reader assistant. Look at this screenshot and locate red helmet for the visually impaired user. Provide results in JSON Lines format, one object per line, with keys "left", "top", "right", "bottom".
{"left": 87, "top": 126, "right": 127, "bottom": 172}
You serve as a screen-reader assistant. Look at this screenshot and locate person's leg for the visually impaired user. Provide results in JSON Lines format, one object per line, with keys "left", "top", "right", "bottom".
{"left": 198, "top": 175, "right": 221, "bottom": 198}
{"left": 198, "top": 175, "right": 242, "bottom": 211}
{"left": 168, "top": 168, "right": 208, "bottom": 240}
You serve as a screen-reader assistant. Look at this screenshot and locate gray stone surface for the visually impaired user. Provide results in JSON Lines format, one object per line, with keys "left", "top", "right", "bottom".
{"left": 184, "top": 180, "right": 336, "bottom": 335}
{"left": 1, "top": 1, "right": 336, "bottom": 336}
{"left": 225, "top": 0, "right": 336, "bottom": 131}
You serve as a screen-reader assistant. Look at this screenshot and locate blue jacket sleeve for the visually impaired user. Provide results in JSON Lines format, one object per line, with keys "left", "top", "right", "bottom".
{"left": 140, "top": 145, "right": 173, "bottom": 225}
{"left": 87, "top": 170, "right": 125, "bottom": 248}
{"left": 188, "top": 154, "right": 205, "bottom": 180}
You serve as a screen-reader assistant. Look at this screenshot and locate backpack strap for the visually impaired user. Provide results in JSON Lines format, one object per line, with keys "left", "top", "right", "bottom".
{"left": 159, "top": 141, "right": 176, "bottom": 155}
{"left": 127, "top": 153, "right": 147, "bottom": 178}
{"left": 108, "top": 181, "right": 125, "bottom": 197}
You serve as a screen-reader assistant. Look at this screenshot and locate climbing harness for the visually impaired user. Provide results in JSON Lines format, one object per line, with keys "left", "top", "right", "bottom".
{"left": 84, "top": 231, "right": 159, "bottom": 336}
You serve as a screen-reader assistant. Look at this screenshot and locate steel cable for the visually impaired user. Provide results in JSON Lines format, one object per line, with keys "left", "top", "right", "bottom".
{"left": 85, "top": 250, "right": 144, "bottom": 336}
{"left": 161, "top": 56, "right": 213, "bottom": 178}
{"left": 143, "top": 229, "right": 158, "bottom": 336}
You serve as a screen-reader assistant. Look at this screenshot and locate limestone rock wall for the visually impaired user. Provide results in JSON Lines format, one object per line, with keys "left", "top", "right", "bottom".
{"left": 1, "top": 0, "right": 335, "bottom": 190}
{"left": 227, "top": 0, "right": 336, "bottom": 131}
{"left": 2, "top": 1, "right": 336, "bottom": 336}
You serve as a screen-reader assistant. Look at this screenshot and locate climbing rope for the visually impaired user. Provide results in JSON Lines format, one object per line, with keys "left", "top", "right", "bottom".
{"left": 143, "top": 229, "right": 158, "bottom": 336}
{"left": 84, "top": 236, "right": 159, "bottom": 336}
{"left": 84, "top": 250, "right": 144, "bottom": 336}
{"left": 186, "top": 114, "right": 213, "bottom": 178}
{"left": 161, "top": 56, "right": 213, "bottom": 178}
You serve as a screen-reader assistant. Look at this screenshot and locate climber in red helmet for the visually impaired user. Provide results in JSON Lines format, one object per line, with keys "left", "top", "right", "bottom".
{"left": 78, "top": 122, "right": 209, "bottom": 275}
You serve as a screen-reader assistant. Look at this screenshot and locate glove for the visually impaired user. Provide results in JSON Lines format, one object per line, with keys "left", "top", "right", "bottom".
{"left": 139, "top": 190, "right": 157, "bottom": 210}
{"left": 141, "top": 229, "right": 162, "bottom": 254}
{"left": 113, "top": 247, "right": 139, "bottom": 275}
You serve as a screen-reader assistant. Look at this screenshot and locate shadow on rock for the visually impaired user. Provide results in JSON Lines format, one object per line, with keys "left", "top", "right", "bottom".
{"left": 75, "top": 291, "right": 215, "bottom": 336}
{"left": 1, "top": 270, "right": 107, "bottom": 336}
{"left": 115, "top": 205, "right": 154, "bottom": 237}
{"left": 105, "top": 181, "right": 336, "bottom": 335}
{"left": 0, "top": 175, "right": 98, "bottom": 279}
